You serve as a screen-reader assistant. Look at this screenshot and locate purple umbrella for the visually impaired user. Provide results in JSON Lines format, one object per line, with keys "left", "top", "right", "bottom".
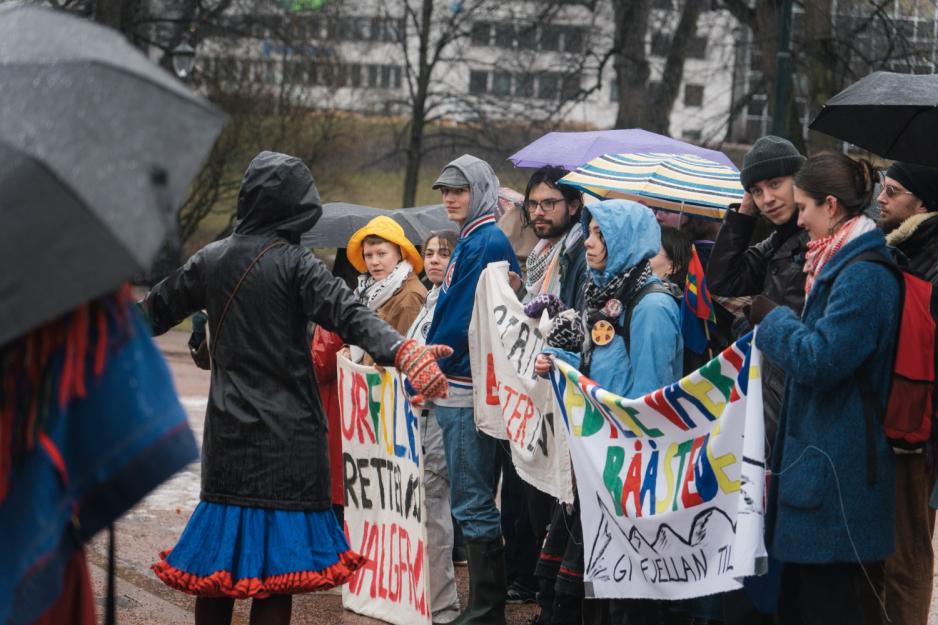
{"left": 508, "top": 128, "right": 737, "bottom": 171}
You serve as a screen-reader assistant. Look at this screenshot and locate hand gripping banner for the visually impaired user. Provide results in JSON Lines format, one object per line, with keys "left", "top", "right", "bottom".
{"left": 548, "top": 334, "right": 767, "bottom": 600}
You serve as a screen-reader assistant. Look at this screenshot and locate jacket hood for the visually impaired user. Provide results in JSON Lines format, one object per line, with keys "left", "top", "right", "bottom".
{"left": 442, "top": 154, "right": 499, "bottom": 230}
{"left": 582, "top": 199, "right": 660, "bottom": 285}
{"left": 234, "top": 151, "right": 322, "bottom": 241}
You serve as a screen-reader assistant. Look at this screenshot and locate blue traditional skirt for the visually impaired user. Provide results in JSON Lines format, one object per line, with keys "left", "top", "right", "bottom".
{"left": 152, "top": 502, "right": 365, "bottom": 599}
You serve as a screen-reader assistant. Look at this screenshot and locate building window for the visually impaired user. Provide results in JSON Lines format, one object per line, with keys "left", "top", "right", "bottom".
{"left": 368, "top": 64, "right": 379, "bottom": 87}
{"left": 494, "top": 23, "right": 515, "bottom": 48}
{"left": 684, "top": 83, "right": 704, "bottom": 107}
{"left": 564, "top": 27, "right": 585, "bottom": 54}
{"left": 516, "top": 73, "right": 535, "bottom": 97}
{"left": 349, "top": 64, "right": 362, "bottom": 87}
{"left": 538, "top": 73, "right": 561, "bottom": 100}
{"left": 492, "top": 71, "right": 512, "bottom": 96}
{"left": 687, "top": 35, "right": 707, "bottom": 59}
{"left": 561, "top": 74, "right": 580, "bottom": 100}
{"left": 469, "top": 70, "right": 488, "bottom": 94}
{"left": 471, "top": 21, "right": 491, "bottom": 46}
{"left": 682, "top": 129, "right": 702, "bottom": 142}
{"left": 540, "top": 25, "right": 561, "bottom": 52}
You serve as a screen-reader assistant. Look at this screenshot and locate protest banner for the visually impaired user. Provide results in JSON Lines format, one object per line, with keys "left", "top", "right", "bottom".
{"left": 337, "top": 355, "right": 431, "bottom": 625}
{"left": 549, "top": 334, "right": 767, "bottom": 600}
{"left": 469, "top": 261, "right": 574, "bottom": 503}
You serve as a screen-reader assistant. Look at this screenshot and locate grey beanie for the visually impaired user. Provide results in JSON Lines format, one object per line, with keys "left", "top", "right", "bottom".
{"left": 740, "top": 135, "right": 806, "bottom": 190}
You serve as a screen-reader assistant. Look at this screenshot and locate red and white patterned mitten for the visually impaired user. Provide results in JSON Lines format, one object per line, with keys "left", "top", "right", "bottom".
{"left": 395, "top": 339, "right": 451, "bottom": 405}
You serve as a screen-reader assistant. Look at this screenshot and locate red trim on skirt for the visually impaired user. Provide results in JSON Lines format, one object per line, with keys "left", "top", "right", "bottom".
{"left": 151, "top": 549, "right": 367, "bottom": 599}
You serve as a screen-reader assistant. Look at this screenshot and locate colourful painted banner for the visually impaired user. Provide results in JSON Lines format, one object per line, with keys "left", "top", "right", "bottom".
{"left": 338, "top": 356, "right": 431, "bottom": 625}
{"left": 469, "top": 262, "right": 574, "bottom": 503}
{"left": 549, "top": 334, "right": 767, "bottom": 599}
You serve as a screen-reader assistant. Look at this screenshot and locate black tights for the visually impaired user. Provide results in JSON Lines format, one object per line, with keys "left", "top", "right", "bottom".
{"left": 195, "top": 595, "right": 292, "bottom": 625}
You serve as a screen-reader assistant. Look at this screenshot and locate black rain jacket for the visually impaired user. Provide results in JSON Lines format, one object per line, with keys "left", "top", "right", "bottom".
{"left": 706, "top": 208, "right": 808, "bottom": 448}
{"left": 145, "top": 152, "right": 404, "bottom": 510}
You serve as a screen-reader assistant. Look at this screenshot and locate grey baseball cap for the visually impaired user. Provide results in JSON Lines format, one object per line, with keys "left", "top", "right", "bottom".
{"left": 432, "top": 165, "right": 470, "bottom": 189}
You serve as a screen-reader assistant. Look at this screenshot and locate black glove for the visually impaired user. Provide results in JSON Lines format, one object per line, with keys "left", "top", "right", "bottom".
{"left": 747, "top": 294, "right": 779, "bottom": 326}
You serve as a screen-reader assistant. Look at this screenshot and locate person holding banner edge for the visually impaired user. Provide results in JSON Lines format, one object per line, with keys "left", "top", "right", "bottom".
{"left": 534, "top": 199, "right": 683, "bottom": 624}
{"left": 424, "top": 154, "right": 521, "bottom": 625}
{"left": 749, "top": 153, "right": 899, "bottom": 625}
{"left": 405, "top": 230, "right": 462, "bottom": 624}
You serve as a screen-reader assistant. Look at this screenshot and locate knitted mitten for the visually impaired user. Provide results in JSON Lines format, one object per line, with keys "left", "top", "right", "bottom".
{"left": 394, "top": 339, "right": 451, "bottom": 405}
{"left": 523, "top": 293, "right": 565, "bottom": 319}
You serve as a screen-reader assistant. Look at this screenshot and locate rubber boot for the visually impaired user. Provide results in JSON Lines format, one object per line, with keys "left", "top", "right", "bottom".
{"left": 450, "top": 537, "right": 507, "bottom": 625}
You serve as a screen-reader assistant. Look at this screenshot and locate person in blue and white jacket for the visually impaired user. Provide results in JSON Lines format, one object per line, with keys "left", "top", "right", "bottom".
{"left": 424, "top": 154, "right": 521, "bottom": 625}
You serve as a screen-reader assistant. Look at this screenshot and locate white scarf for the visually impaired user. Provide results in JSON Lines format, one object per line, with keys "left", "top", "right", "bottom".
{"left": 350, "top": 260, "right": 413, "bottom": 362}
{"left": 524, "top": 226, "right": 584, "bottom": 302}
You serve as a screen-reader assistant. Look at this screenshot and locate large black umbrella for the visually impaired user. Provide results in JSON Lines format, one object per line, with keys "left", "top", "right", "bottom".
{"left": 810, "top": 71, "right": 938, "bottom": 167}
{"left": 300, "top": 202, "right": 456, "bottom": 248}
{"left": 0, "top": 6, "right": 225, "bottom": 346}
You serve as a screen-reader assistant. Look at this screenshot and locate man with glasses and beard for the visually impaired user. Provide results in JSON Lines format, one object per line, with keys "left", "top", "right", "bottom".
{"left": 512, "top": 167, "right": 588, "bottom": 623}
{"left": 873, "top": 161, "right": 938, "bottom": 625}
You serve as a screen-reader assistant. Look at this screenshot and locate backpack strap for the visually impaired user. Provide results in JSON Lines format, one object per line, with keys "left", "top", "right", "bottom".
{"left": 620, "top": 281, "right": 681, "bottom": 353}
{"left": 839, "top": 251, "right": 904, "bottom": 486}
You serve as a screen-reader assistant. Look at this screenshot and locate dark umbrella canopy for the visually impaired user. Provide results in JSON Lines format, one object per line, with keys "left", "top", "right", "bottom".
{"left": 0, "top": 6, "right": 225, "bottom": 345}
{"left": 810, "top": 71, "right": 938, "bottom": 167}
{"left": 300, "top": 202, "right": 456, "bottom": 249}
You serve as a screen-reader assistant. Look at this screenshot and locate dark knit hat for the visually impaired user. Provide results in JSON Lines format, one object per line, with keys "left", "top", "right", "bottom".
{"left": 740, "top": 135, "right": 806, "bottom": 190}
{"left": 885, "top": 161, "right": 938, "bottom": 212}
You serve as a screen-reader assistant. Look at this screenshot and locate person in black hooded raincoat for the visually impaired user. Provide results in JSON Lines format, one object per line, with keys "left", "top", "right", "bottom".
{"left": 143, "top": 152, "right": 450, "bottom": 625}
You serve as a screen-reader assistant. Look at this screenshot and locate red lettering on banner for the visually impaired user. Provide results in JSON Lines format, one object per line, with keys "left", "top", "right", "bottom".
{"left": 485, "top": 353, "right": 500, "bottom": 405}
{"left": 347, "top": 521, "right": 430, "bottom": 616}
{"left": 644, "top": 389, "right": 691, "bottom": 432}
{"left": 502, "top": 385, "right": 536, "bottom": 445}
{"left": 388, "top": 523, "right": 400, "bottom": 602}
{"left": 348, "top": 371, "right": 376, "bottom": 444}
{"left": 680, "top": 436, "right": 705, "bottom": 509}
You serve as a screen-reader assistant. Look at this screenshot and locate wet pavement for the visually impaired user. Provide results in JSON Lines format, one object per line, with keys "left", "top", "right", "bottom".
{"left": 88, "top": 330, "right": 538, "bottom": 625}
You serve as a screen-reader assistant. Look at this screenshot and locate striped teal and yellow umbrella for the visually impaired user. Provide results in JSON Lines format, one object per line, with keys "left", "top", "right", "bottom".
{"left": 559, "top": 152, "right": 743, "bottom": 221}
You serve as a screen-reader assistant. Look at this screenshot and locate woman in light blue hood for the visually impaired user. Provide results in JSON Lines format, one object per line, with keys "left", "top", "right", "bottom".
{"left": 536, "top": 199, "right": 683, "bottom": 397}
{"left": 532, "top": 200, "right": 684, "bottom": 624}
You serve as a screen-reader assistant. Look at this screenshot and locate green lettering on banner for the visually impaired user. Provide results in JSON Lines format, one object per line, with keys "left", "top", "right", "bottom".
{"left": 603, "top": 446, "right": 625, "bottom": 515}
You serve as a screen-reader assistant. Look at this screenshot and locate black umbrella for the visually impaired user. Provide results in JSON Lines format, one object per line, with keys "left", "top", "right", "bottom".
{"left": 0, "top": 6, "right": 225, "bottom": 346}
{"left": 810, "top": 71, "right": 938, "bottom": 167}
{"left": 300, "top": 202, "right": 457, "bottom": 248}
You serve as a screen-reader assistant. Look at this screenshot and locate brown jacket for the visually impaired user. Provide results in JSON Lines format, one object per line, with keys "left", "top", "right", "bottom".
{"left": 363, "top": 272, "right": 427, "bottom": 365}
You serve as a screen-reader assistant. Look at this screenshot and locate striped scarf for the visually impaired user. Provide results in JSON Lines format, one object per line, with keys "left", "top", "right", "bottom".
{"left": 803, "top": 215, "right": 877, "bottom": 295}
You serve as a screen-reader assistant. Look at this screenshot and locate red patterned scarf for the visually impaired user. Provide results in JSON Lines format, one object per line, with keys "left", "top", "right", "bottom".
{"left": 803, "top": 215, "right": 877, "bottom": 295}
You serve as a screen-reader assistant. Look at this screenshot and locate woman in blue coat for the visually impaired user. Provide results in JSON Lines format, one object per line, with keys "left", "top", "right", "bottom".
{"left": 750, "top": 152, "right": 898, "bottom": 625}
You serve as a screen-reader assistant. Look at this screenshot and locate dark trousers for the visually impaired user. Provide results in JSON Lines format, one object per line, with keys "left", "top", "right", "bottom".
{"left": 496, "top": 441, "right": 542, "bottom": 591}
{"left": 779, "top": 561, "right": 885, "bottom": 625}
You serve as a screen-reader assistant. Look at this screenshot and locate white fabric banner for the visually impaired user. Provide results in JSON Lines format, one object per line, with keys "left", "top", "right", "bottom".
{"left": 337, "top": 356, "right": 432, "bottom": 625}
{"left": 469, "top": 261, "right": 574, "bottom": 503}
{"left": 549, "top": 334, "right": 767, "bottom": 600}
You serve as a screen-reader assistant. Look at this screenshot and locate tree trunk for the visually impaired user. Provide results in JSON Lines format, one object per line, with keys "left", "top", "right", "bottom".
{"left": 402, "top": 0, "right": 434, "bottom": 208}
{"left": 613, "top": 0, "right": 654, "bottom": 129}
{"left": 649, "top": 0, "right": 704, "bottom": 135}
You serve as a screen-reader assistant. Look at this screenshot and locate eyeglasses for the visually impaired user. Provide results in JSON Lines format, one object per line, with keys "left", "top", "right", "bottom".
{"left": 881, "top": 184, "right": 914, "bottom": 199}
{"left": 879, "top": 174, "right": 915, "bottom": 199}
{"left": 525, "top": 197, "right": 566, "bottom": 214}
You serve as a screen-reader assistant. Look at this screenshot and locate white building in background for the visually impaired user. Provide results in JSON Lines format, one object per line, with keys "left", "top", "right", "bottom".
{"left": 188, "top": 1, "right": 744, "bottom": 146}
{"left": 187, "top": 0, "right": 938, "bottom": 147}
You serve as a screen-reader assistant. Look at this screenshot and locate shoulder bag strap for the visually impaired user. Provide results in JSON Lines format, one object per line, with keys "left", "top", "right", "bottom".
{"left": 210, "top": 240, "right": 287, "bottom": 361}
